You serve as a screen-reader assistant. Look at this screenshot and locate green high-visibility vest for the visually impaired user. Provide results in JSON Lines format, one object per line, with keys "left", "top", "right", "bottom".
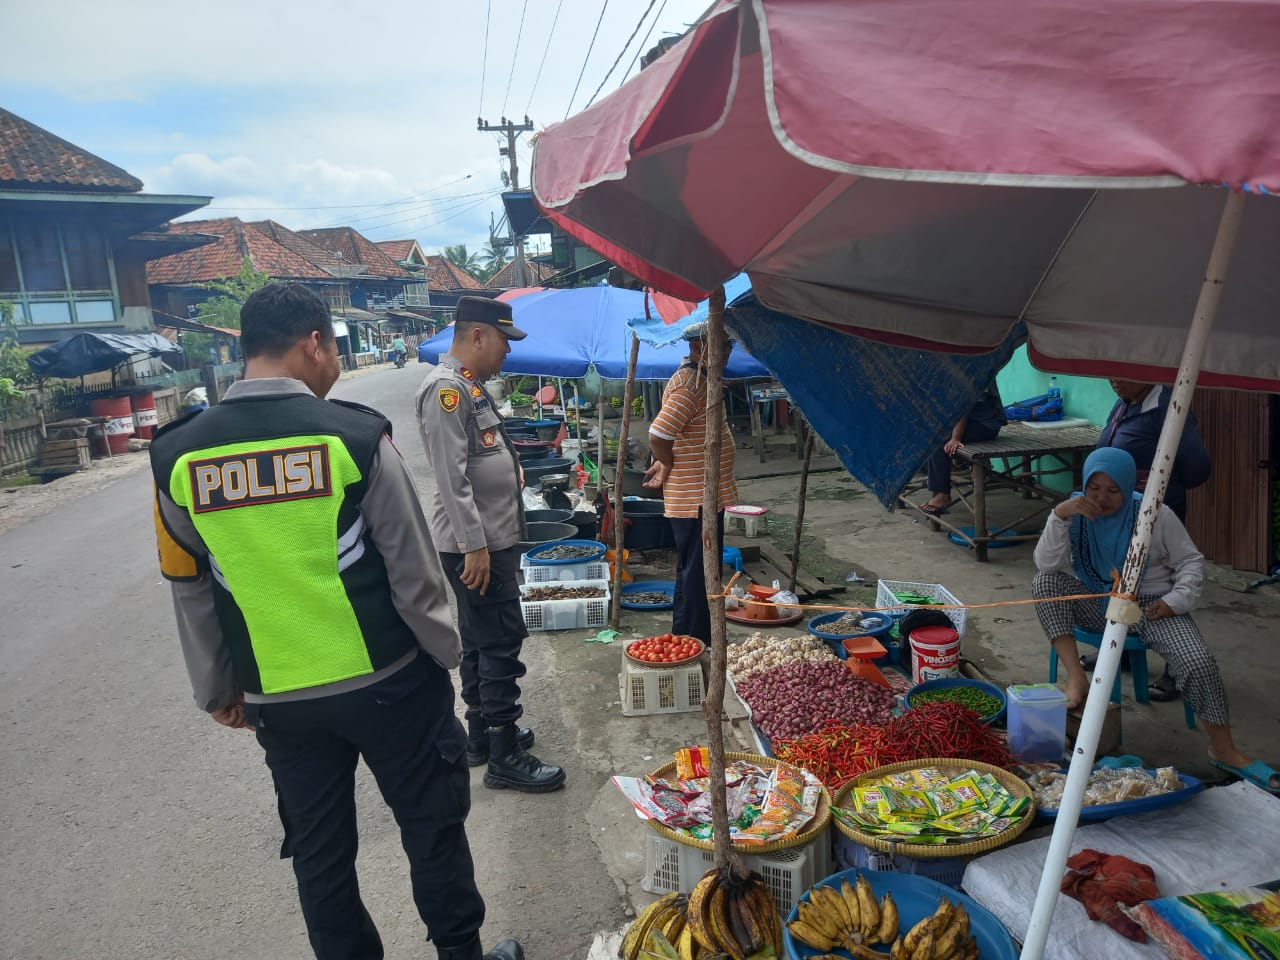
{"left": 151, "top": 394, "right": 416, "bottom": 695}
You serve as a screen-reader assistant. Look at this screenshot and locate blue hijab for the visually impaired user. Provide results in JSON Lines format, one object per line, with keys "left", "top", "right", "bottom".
{"left": 1070, "top": 448, "right": 1143, "bottom": 593}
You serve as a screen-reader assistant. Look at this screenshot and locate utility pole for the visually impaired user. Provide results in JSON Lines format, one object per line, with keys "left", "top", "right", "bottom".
{"left": 478, "top": 115, "right": 534, "bottom": 287}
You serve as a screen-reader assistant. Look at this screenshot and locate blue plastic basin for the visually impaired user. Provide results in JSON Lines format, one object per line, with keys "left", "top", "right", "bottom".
{"left": 784, "top": 868, "right": 1018, "bottom": 960}
{"left": 905, "top": 677, "right": 1008, "bottom": 724}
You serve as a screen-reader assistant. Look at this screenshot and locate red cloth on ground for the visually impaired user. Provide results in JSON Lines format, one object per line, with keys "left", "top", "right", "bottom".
{"left": 1061, "top": 848, "right": 1160, "bottom": 942}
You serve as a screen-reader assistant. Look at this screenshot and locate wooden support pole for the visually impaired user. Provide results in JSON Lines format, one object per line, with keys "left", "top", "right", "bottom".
{"left": 699, "top": 286, "right": 741, "bottom": 877}
{"left": 789, "top": 431, "right": 815, "bottom": 593}
{"left": 610, "top": 335, "right": 642, "bottom": 629}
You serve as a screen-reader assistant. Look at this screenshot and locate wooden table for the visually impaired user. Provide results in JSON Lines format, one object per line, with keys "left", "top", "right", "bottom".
{"left": 748, "top": 384, "right": 807, "bottom": 462}
{"left": 898, "top": 422, "right": 1101, "bottom": 561}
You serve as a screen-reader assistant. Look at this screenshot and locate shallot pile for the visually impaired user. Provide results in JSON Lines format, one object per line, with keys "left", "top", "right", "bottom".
{"left": 736, "top": 659, "right": 895, "bottom": 741}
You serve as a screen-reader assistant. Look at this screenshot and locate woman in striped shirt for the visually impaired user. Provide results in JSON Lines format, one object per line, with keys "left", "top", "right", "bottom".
{"left": 644, "top": 319, "right": 739, "bottom": 644}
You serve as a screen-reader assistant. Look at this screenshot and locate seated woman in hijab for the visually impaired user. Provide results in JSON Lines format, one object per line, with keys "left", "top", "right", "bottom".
{"left": 1032, "top": 448, "right": 1278, "bottom": 794}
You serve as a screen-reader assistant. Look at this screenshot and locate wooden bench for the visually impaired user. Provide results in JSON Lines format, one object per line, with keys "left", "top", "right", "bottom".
{"left": 898, "top": 422, "right": 1100, "bottom": 561}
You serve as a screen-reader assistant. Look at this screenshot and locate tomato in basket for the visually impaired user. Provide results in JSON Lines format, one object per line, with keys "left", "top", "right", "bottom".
{"left": 626, "top": 633, "right": 702, "bottom": 664}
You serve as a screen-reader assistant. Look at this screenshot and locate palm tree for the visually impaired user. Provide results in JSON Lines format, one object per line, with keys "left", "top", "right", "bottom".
{"left": 480, "top": 235, "right": 511, "bottom": 282}
{"left": 441, "top": 244, "right": 483, "bottom": 279}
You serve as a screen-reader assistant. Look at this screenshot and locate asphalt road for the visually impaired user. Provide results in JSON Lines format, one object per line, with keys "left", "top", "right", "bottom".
{"left": 0, "top": 365, "right": 666, "bottom": 960}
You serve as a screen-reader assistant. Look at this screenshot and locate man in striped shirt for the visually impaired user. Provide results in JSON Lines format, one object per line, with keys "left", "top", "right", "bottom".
{"left": 643, "top": 319, "right": 739, "bottom": 644}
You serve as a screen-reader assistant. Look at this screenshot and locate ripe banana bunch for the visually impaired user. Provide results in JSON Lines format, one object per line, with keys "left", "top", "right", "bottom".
{"left": 684, "top": 867, "right": 784, "bottom": 960}
{"left": 887, "top": 896, "right": 978, "bottom": 960}
{"left": 620, "top": 892, "right": 689, "bottom": 960}
{"left": 786, "top": 875, "right": 899, "bottom": 958}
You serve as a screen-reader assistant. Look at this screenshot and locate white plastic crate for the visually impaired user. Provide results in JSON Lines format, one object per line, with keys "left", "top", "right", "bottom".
{"left": 520, "top": 556, "right": 608, "bottom": 583}
{"left": 831, "top": 831, "right": 968, "bottom": 890}
{"left": 641, "top": 830, "right": 832, "bottom": 914}
{"left": 875, "top": 578, "right": 966, "bottom": 636}
{"left": 618, "top": 658, "right": 705, "bottom": 716}
{"left": 519, "top": 579, "right": 610, "bottom": 632}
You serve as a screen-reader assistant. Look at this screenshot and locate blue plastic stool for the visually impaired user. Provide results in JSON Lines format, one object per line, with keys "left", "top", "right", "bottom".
{"left": 1049, "top": 627, "right": 1196, "bottom": 730}
{"left": 722, "top": 545, "right": 744, "bottom": 574}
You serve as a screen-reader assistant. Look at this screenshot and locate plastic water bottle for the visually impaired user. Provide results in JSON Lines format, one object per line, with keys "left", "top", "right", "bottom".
{"left": 1048, "top": 375, "right": 1061, "bottom": 399}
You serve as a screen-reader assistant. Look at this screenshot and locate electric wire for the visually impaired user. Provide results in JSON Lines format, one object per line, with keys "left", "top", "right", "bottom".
{"left": 564, "top": 0, "right": 610, "bottom": 120}
{"left": 478, "top": 0, "right": 492, "bottom": 117}
{"left": 619, "top": 0, "right": 669, "bottom": 87}
{"left": 524, "top": 0, "right": 565, "bottom": 116}
{"left": 358, "top": 192, "right": 503, "bottom": 238}
{"left": 585, "top": 0, "right": 658, "bottom": 109}
{"left": 329, "top": 192, "right": 497, "bottom": 233}
{"left": 500, "top": 0, "right": 530, "bottom": 118}
{"left": 205, "top": 175, "right": 477, "bottom": 213}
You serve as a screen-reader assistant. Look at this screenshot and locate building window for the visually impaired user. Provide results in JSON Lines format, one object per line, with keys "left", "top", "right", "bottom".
{"left": 0, "top": 217, "right": 118, "bottom": 325}
{"left": 29, "top": 301, "right": 73, "bottom": 324}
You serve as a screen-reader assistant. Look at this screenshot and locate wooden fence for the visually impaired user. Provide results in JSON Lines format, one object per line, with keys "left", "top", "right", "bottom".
{"left": 1, "top": 382, "right": 194, "bottom": 477}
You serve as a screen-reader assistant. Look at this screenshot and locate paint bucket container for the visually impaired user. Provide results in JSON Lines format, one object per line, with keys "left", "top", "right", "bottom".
{"left": 908, "top": 624, "right": 961, "bottom": 685}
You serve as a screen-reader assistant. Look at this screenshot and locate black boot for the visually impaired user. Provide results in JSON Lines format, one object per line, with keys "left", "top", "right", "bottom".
{"left": 464, "top": 709, "right": 534, "bottom": 767}
{"left": 436, "top": 937, "right": 524, "bottom": 960}
{"left": 484, "top": 724, "right": 565, "bottom": 793}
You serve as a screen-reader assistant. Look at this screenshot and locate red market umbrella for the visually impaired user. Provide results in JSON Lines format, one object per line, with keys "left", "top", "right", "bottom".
{"left": 532, "top": 4, "right": 1280, "bottom": 957}
{"left": 532, "top": 0, "right": 1280, "bottom": 389}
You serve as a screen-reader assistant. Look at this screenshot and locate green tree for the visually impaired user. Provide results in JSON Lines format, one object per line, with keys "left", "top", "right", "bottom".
{"left": 479, "top": 235, "right": 511, "bottom": 282}
{"left": 185, "top": 258, "right": 272, "bottom": 365}
{"left": 441, "top": 243, "right": 483, "bottom": 279}
{"left": 0, "top": 302, "right": 34, "bottom": 420}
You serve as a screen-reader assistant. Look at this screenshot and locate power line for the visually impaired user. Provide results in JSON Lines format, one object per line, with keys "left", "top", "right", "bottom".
{"left": 524, "top": 0, "right": 565, "bottom": 116}
{"left": 362, "top": 192, "right": 503, "bottom": 241}
{"left": 619, "top": 0, "right": 669, "bottom": 87}
{"left": 477, "top": 0, "right": 492, "bottom": 117}
{"left": 564, "top": 0, "right": 610, "bottom": 120}
{"left": 205, "top": 175, "right": 477, "bottom": 213}
{"left": 500, "top": 0, "right": 530, "bottom": 118}
{"left": 326, "top": 192, "right": 496, "bottom": 232}
{"left": 585, "top": 0, "right": 658, "bottom": 109}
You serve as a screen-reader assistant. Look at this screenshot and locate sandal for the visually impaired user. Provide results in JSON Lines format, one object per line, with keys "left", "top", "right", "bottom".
{"left": 1209, "top": 758, "right": 1280, "bottom": 795}
{"left": 1148, "top": 671, "right": 1181, "bottom": 702}
{"left": 919, "top": 502, "right": 951, "bottom": 517}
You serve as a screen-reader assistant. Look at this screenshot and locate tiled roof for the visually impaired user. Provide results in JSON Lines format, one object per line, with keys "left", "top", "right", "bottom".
{"left": 375, "top": 239, "right": 416, "bottom": 262}
{"left": 0, "top": 107, "right": 144, "bottom": 192}
{"left": 487, "top": 257, "right": 558, "bottom": 289}
{"left": 146, "top": 218, "right": 334, "bottom": 285}
{"left": 422, "top": 255, "right": 485, "bottom": 291}
{"left": 248, "top": 220, "right": 346, "bottom": 274}
{"left": 298, "top": 227, "right": 415, "bottom": 279}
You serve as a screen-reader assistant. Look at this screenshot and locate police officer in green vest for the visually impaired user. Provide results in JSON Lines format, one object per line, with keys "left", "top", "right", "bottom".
{"left": 150, "top": 284, "right": 522, "bottom": 960}
{"left": 416, "top": 296, "right": 565, "bottom": 793}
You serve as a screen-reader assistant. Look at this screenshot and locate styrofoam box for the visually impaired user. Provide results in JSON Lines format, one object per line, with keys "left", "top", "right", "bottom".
{"left": 519, "top": 579, "right": 610, "bottom": 632}
{"left": 831, "top": 830, "right": 968, "bottom": 890}
{"left": 619, "top": 659, "right": 705, "bottom": 716}
{"left": 875, "top": 579, "right": 966, "bottom": 636}
{"left": 641, "top": 830, "right": 832, "bottom": 914}
{"left": 519, "top": 555, "right": 609, "bottom": 583}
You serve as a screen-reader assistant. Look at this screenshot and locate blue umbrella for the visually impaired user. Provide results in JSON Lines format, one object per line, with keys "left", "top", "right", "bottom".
{"left": 418, "top": 285, "right": 768, "bottom": 380}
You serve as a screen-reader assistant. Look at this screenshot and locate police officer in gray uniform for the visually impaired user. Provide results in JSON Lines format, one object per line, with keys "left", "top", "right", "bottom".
{"left": 416, "top": 296, "right": 565, "bottom": 793}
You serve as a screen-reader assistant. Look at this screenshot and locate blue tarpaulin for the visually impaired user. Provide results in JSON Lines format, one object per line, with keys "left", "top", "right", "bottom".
{"left": 726, "top": 291, "right": 1024, "bottom": 507}
{"left": 26, "top": 332, "right": 182, "bottom": 380}
{"left": 417, "top": 286, "right": 768, "bottom": 380}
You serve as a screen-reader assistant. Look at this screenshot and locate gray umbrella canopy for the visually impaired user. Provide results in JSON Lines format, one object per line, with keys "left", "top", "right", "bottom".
{"left": 27, "top": 332, "right": 183, "bottom": 379}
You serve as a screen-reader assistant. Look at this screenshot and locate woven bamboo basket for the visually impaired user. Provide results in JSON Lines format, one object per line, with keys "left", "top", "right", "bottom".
{"left": 831, "top": 758, "right": 1035, "bottom": 859}
{"left": 646, "top": 750, "right": 832, "bottom": 854}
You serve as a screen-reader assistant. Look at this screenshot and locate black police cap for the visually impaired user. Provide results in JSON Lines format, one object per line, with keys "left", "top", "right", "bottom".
{"left": 455, "top": 296, "right": 527, "bottom": 340}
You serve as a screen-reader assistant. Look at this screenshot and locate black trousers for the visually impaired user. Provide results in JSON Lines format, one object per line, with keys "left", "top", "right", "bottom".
{"left": 669, "top": 510, "right": 725, "bottom": 645}
{"left": 440, "top": 546, "right": 528, "bottom": 725}
{"left": 250, "top": 655, "right": 484, "bottom": 960}
{"left": 925, "top": 421, "right": 1002, "bottom": 493}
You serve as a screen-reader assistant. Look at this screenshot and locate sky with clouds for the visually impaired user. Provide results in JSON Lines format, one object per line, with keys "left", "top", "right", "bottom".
{"left": 2, "top": 0, "right": 714, "bottom": 260}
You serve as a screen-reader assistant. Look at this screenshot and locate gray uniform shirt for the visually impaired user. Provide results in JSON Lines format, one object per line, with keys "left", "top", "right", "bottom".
{"left": 415, "top": 355, "right": 523, "bottom": 554}
{"left": 160, "top": 377, "right": 461, "bottom": 712}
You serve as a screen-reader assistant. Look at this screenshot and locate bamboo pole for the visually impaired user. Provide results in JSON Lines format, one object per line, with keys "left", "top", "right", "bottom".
{"left": 1021, "top": 188, "right": 1247, "bottom": 960}
{"left": 789, "top": 431, "right": 816, "bottom": 593}
{"left": 610, "top": 335, "right": 642, "bottom": 629}
{"left": 699, "top": 286, "right": 742, "bottom": 877}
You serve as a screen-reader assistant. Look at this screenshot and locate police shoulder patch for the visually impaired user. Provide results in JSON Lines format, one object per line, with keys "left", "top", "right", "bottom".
{"left": 438, "top": 387, "right": 461, "bottom": 413}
